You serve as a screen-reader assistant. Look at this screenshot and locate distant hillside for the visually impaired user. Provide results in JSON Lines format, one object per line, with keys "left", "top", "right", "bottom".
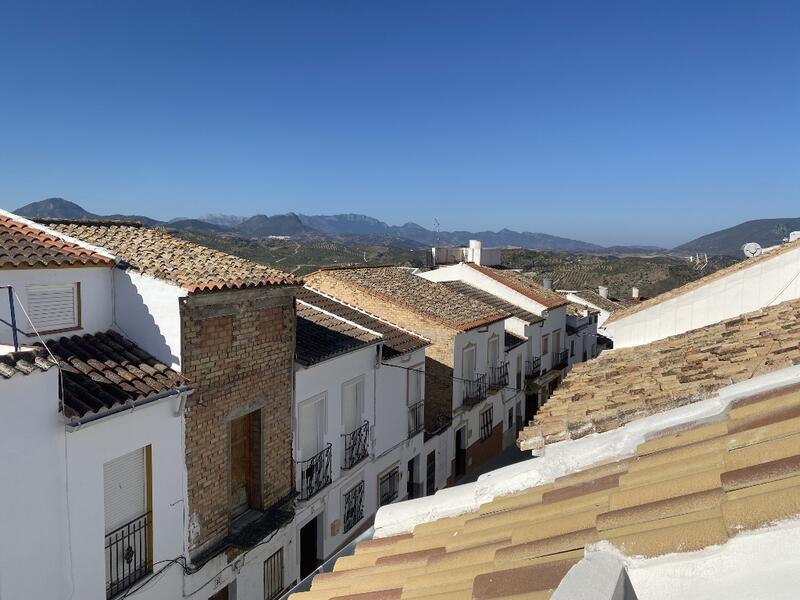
{"left": 15, "top": 197, "right": 98, "bottom": 219}
{"left": 674, "top": 218, "right": 800, "bottom": 257}
{"left": 237, "top": 213, "right": 313, "bottom": 237}
{"left": 14, "top": 197, "right": 161, "bottom": 226}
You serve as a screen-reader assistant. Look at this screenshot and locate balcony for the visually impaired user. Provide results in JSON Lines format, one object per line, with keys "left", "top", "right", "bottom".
{"left": 341, "top": 421, "right": 370, "bottom": 470}
{"left": 525, "top": 356, "right": 541, "bottom": 378}
{"left": 105, "top": 512, "right": 151, "bottom": 599}
{"left": 343, "top": 480, "right": 365, "bottom": 533}
{"left": 488, "top": 362, "right": 509, "bottom": 390}
{"left": 408, "top": 401, "right": 424, "bottom": 438}
{"left": 557, "top": 349, "right": 569, "bottom": 369}
{"left": 463, "top": 373, "right": 488, "bottom": 406}
{"left": 297, "top": 444, "right": 332, "bottom": 501}
{"left": 379, "top": 468, "right": 400, "bottom": 506}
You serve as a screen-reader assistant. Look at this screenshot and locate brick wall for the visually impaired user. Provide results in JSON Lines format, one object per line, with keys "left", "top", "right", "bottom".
{"left": 180, "top": 286, "right": 297, "bottom": 556}
{"left": 307, "top": 273, "right": 457, "bottom": 431}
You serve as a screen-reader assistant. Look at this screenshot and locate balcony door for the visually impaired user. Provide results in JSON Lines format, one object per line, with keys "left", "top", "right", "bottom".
{"left": 299, "top": 396, "right": 326, "bottom": 459}
{"left": 462, "top": 345, "right": 476, "bottom": 381}
{"left": 342, "top": 379, "right": 364, "bottom": 435}
{"left": 488, "top": 336, "right": 499, "bottom": 369}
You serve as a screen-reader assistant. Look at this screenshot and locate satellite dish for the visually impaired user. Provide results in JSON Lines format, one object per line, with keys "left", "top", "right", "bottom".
{"left": 742, "top": 242, "right": 762, "bottom": 258}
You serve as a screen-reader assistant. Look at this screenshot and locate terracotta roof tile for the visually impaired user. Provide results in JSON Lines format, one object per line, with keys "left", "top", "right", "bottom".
{"left": 44, "top": 220, "right": 299, "bottom": 292}
{"left": 568, "top": 290, "right": 626, "bottom": 314}
{"left": 291, "top": 384, "right": 800, "bottom": 599}
{"left": 0, "top": 213, "right": 112, "bottom": 269}
{"left": 296, "top": 301, "right": 381, "bottom": 366}
{"left": 297, "top": 287, "right": 429, "bottom": 360}
{"left": 0, "top": 330, "right": 186, "bottom": 418}
{"left": 465, "top": 264, "right": 568, "bottom": 309}
{"left": 605, "top": 239, "right": 800, "bottom": 325}
{"left": 439, "top": 281, "right": 543, "bottom": 324}
{"left": 307, "top": 267, "right": 509, "bottom": 331}
{"left": 519, "top": 296, "right": 800, "bottom": 447}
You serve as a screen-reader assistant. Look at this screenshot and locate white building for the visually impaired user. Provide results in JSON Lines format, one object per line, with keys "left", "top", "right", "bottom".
{"left": 419, "top": 262, "right": 592, "bottom": 421}
{"left": 562, "top": 287, "right": 627, "bottom": 328}
{"left": 602, "top": 239, "right": 800, "bottom": 349}
{"left": 0, "top": 211, "right": 191, "bottom": 600}
{"left": 432, "top": 239, "right": 503, "bottom": 267}
{"left": 292, "top": 287, "right": 430, "bottom": 581}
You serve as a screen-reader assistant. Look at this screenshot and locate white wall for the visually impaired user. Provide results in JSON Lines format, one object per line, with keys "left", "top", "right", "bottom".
{"left": 565, "top": 292, "right": 613, "bottom": 328}
{"left": 0, "top": 369, "right": 69, "bottom": 600}
{"left": 602, "top": 246, "right": 800, "bottom": 349}
{"left": 0, "top": 266, "right": 113, "bottom": 344}
{"left": 374, "top": 348, "right": 426, "bottom": 457}
{"left": 0, "top": 367, "right": 187, "bottom": 600}
{"left": 113, "top": 270, "right": 187, "bottom": 370}
{"left": 65, "top": 394, "right": 187, "bottom": 600}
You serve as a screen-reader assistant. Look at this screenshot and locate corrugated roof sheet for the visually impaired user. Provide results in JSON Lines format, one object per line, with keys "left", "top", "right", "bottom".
{"left": 0, "top": 213, "right": 112, "bottom": 269}
{"left": 519, "top": 296, "right": 800, "bottom": 448}
{"left": 44, "top": 220, "right": 299, "bottom": 293}
{"left": 290, "top": 382, "right": 800, "bottom": 600}
{"left": 605, "top": 240, "right": 800, "bottom": 325}
{"left": 297, "top": 287, "right": 429, "bottom": 360}
{"left": 307, "top": 267, "right": 509, "bottom": 332}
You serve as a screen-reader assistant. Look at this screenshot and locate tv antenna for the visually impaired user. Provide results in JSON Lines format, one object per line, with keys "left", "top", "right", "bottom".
{"left": 433, "top": 218, "right": 440, "bottom": 246}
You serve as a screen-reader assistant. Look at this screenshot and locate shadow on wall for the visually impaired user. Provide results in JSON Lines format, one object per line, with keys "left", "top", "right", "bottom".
{"left": 112, "top": 272, "right": 181, "bottom": 369}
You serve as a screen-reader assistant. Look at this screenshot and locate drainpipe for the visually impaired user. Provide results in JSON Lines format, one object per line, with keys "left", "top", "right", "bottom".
{"left": 1, "top": 286, "right": 20, "bottom": 351}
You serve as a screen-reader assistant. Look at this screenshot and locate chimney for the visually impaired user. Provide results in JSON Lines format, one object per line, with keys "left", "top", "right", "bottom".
{"left": 631, "top": 286, "right": 640, "bottom": 299}
{"left": 543, "top": 278, "right": 553, "bottom": 290}
{"left": 598, "top": 286, "right": 609, "bottom": 299}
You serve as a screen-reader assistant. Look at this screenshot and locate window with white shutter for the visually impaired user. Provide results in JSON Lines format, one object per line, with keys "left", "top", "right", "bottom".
{"left": 25, "top": 283, "right": 80, "bottom": 333}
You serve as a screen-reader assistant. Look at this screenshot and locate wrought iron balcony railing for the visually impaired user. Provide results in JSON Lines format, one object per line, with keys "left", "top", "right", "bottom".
{"left": 343, "top": 480, "right": 365, "bottom": 533}
{"left": 525, "top": 356, "right": 541, "bottom": 378}
{"left": 463, "top": 373, "right": 487, "bottom": 406}
{"left": 379, "top": 468, "right": 400, "bottom": 506}
{"left": 105, "top": 512, "right": 151, "bottom": 599}
{"left": 341, "top": 421, "right": 370, "bottom": 469}
{"left": 297, "top": 444, "right": 332, "bottom": 501}
{"left": 408, "top": 401, "right": 424, "bottom": 438}
{"left": 488, "top": 362, "right": 509, "bottom": 389}
{"left": 557, "top": 349, "right": 569, "bottom": 369}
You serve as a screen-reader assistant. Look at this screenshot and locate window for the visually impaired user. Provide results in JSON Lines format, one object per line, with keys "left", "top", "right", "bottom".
{"left": 542, "top": 334, "right": 550, "bottom": 355}
{"left": 570, "top": 340, "right": 575, "bottom": 357}
{"left": 343, "top": 481, "right": 365, "bottom": 532}
{"left": 488, "top": 336, "right": 499, "bottom": 369}
{"left": 342, "top": 378, "right": 364, "bottom": 434}
{"left": 230, "top": 410, "right": 261, "bottom": 517}
{"left": 462, "top": 345, "right": 476, "bottom": 380}
{"left": 479, "top": 407, "right": 493, "bottom": 441}
{"left": 426, "top": 451, "right": 436, "bottom": 496}
{"left": 553, "top": 329, "right": 561, "bottom": 353}
{"left": 26, "top": 283, "right": 80, "bottom": 333}
{"left": 104, "top": 447, "right": 152, "bottom": 599}
{"left": 264, "top": 549, "right": 284, "bottom": 600}
{"left": 379, "top": 467, "right": 400, "bottom": 506}
{"left": 407, "top": 365, "right": 424, "bottom": 405}
{"left": 516, "top": 354, "right": 523, "bottom": 390}
{"left": 508, "top": 407, "right": 514, "bottom": 430}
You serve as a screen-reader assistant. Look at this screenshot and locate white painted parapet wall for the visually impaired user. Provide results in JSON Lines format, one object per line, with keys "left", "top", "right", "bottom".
{"left": 602, "top": 243, "right": 800, "bottom": 349}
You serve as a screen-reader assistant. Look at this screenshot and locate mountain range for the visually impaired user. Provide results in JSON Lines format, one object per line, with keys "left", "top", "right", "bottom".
{"left": 11, "top": 197, "right": 800, "bottom": 257}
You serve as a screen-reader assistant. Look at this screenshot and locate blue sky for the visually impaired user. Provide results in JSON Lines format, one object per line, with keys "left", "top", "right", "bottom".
{"left": 0, "top": 1, "right": 798, "bottom": 247}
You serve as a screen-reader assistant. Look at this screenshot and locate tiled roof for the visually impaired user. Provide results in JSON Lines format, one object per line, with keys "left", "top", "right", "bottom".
{"left": 0, "top": 213, "right": 112, "bottom": 269}
{"left": 569, "top": 290, "right": 625, "bottom": 314}
{"left": 307, "top": 267, "right": 509, "bottom": 332}
{"left": 504, "top": 331, "right": 527, "bottom": 351}
{"left": 465, "top": 264, "right": 568, "bottom": 309}
{"left": 44, "top": 220, "right": 299, "bottom": 293}
{"left": 290, "top": 382, "right": 800, "bottom": 600}
{"left": 296, "top": 301, "right": 381, "bottom": 366}
{"left": 297, "top": 287, "right": 429, "bottom": 360}
{"left": 564, "top": 302, "right": 596, "bottom": 318}
{"left": 440, "top": 281, "right": 543, "bottom": 324}
{"left": 0, "top": 330, "right": 186, "bottom": 418}
{"left": 519, "top": 296, "right": 800, "bottom": 447}
{"left": 605, "top": 240, "right": 800, "bottom": 325}
{"left": 0, "top": 347, "right": 58, "bottom": 378}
